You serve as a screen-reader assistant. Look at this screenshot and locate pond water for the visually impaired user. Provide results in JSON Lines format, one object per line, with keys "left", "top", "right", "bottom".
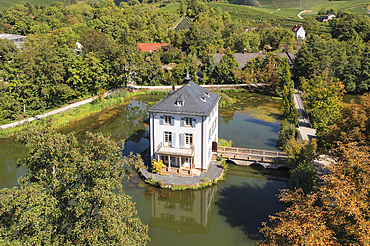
{"left": 0, "top": 92, "right": 288, "bottom": 245}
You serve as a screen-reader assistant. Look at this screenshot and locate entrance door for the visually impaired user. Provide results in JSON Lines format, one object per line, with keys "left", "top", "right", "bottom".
{"left": 164, "top": 131, "right": 172, "bottom": 147}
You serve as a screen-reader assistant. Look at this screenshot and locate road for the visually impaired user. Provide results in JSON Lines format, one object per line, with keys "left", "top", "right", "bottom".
{"left": 293, "top": 89, "right": 316, "bottom": 141}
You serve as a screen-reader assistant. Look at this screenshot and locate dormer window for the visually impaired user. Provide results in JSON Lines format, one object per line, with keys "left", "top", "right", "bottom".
{"left": 204, "top": 92, "right": 210, "bottom": 97}
{"left": 175, "top": 94, "right": 184, "bottom": 106}
{"left": 200, "top": 97, "right": 206, "bottom": 102}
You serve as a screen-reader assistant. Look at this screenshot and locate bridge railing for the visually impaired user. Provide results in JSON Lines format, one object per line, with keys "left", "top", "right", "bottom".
{"left": 217, "top": 146, "right": 287, "bottom": 159}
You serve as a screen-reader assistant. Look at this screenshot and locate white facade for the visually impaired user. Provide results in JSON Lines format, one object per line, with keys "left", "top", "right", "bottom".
{"left": 149, "top": 103, "right": 218, "bottom": 173}
{"left": 292, "top": 25, "right": 305, "bottom": 39}
{"left": 148, "top": 81, "right": 220, "bottom": 176}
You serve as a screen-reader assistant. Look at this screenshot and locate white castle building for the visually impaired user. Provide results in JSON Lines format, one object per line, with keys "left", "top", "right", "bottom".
{"left": 148, "top": 73, "right": 220, "bottom": 176}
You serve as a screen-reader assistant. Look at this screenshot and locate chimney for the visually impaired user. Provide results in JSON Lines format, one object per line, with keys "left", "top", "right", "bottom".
{"left": 183, "top": 64, "right": 191, "bottom": 84}
{"left": 172, "top": 83, "right": 175, "bottom": 90}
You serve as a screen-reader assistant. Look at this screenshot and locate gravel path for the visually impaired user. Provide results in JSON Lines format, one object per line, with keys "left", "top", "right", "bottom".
{"left": 297, "top": 10, "right": 313, "bottom": 19}
{"left": 293, "top": 89, "right": 316, "bottom": 141}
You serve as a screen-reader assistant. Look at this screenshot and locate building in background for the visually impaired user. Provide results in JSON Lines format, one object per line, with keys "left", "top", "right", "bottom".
{"left": 0, "top": 33, "right": 26, "bottom": 49}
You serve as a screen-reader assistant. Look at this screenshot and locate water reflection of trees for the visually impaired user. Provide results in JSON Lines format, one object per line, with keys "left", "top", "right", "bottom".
{"left": 217, "top": 175, "right": 286, "bottom": 241}
{"left": 0, "top": 139, "right": 27, "bottom": 189}
{"left": 218, "top": 93, "right": 282, "bottom": 125}
{"left": 144, "top": 186, "right": 219, "bottom": 234}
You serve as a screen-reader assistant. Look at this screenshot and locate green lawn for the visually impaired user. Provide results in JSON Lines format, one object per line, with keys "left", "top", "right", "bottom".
{"left": 206, "top": 3, "right": 301, "bottom": 28}
{"left": 222, "top": 0, "right": 370, "bottom": 20}
{"left": 0, "top": 0, "right": 58, "bottom": 9}
{"left": 164, "top": 2, "right": 180, "bottom": 14}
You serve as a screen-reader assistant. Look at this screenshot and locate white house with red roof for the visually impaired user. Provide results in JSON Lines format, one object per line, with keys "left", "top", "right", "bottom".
{"left": 292, "top": 25, "right": 305, "bottom": 39}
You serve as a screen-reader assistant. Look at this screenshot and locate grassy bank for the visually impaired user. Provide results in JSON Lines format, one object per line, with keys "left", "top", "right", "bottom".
{"left": 0, "top": 89, "right": 168, "bottom": 138}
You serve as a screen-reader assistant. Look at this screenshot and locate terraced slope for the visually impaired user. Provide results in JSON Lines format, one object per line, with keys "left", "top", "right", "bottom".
{"left": 174, "top": 16, "right": 194, "bottom": 32}
{"left": 230, "top": 0, "right": 330, "bottom": 8}
{"left": 0, "top": 0, "right": 56, "bottom": 9}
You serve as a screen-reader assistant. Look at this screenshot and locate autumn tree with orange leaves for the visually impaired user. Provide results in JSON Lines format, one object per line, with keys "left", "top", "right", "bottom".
{"left": 260, "top": 143, "right": 370, "bottom": 245}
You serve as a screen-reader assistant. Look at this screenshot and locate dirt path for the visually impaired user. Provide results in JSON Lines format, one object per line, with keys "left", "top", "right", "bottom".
{"left": 270, "top": 8, "right": 281, "bottom": 14}
{"left": 297, "top": 9, "right": 313, "bottom": 19}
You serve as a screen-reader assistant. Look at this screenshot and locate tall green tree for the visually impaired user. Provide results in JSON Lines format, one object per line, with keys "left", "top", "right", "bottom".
{"left": 0, "top": 124, "right": 149, "bottom": 245}
{"left": 0, "top": 39, "right": 16, "bottom": 69}
{"left": 280, "top": 59, "right": 299, "bottom": 126}
{"left": 301, "top": 73, "right": 345, "bottom": 145}
{"left": 214, "top": 47, "right": 238, "bottom": 84}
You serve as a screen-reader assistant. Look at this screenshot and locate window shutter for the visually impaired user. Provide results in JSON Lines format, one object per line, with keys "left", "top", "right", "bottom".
{"left": 180, "top": 133, "right": 184, "bottom": 149}
{"left": 181, "top": 117, "right": 184, "bottom": 127}
{"left": 172, "top": 132, "right": 176, "bottom": 148}
{"left": 160, "top": 116, "right": 163, "bottom": 125}
{"left": 192, "top": 118, "right": 196, "bottom": 128}
{"left": 171, "top": 116, "right": 175, "bottom": 126}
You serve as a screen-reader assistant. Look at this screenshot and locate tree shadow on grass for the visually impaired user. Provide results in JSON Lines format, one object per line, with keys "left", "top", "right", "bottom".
{"left": 217, "top": 178, "right": 286, "bottom": 241}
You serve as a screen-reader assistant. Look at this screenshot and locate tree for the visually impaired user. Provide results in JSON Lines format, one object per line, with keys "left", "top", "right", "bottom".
{"left": 300, "top": 73, "right": 345, "bottom": 145}
{"left": 287, "top": 162, "right": 317, "bottom": 194}
{"left": 324, "top": 93, "right": 370, "bottom": 147}
{"left": 358, "top": 46, "right": 370, "bottom": 92}
{"left": 177, "top": 0, "right": 186, "bottom": 16}
{"left": 0, "top": 124, "right": 149, "bottom": 245}
{"left": 0, "top": 39, "right": 16, "bottom": 69}
{"left": 284, "top": 138, "right": 317, "bottom": 169}
{"left": 214, "top": 47, "right": 238, "bottom": 84}
{"left": 276, "top": 119, "right": 295, "bottom": 148}
{"left": 280, "top": 59, "right": 299, "bottom": 126}
{"left": 261, "top": 143, "right": 370, "bottom": 245}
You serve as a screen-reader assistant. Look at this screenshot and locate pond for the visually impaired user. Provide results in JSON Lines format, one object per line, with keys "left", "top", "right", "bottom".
{"left": 0, "top": 92, "right": 288, "bottom": 245}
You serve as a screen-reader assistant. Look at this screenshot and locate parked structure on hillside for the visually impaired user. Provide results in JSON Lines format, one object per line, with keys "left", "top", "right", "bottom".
{"left": 148, "top": 71, "right": 220, "bottom": 177}
{"left": 322, "top": 14, "right": 336, "bottom": 22}
{"left": 292, "top": 25, "right": 305, "bottom": 39}
{"left": 0, "top": 33, "right": 26, "bottom": 49}
{"left": 138, "top": 43, "right": 169, "bottom": 53}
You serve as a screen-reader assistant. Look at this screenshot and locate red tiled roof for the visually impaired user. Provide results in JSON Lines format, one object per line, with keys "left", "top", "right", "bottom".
{"left": 292, "top": 25, "right": 302, "bottom": 32}
{"left": 137, "top": 43, "right": 169, "bottom": 53}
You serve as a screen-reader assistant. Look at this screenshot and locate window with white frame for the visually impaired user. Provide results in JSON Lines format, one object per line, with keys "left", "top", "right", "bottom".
{"left": 185, "top": 133, "right": 193, "bottom": 146}
{"left": 164, "top": 131, "right": 172, "bottom": 146}
{"left": 185, "top": 117, "right": 192, "bottom": 126}
{"left": 164, "top": 115, "right": 171, "bottom": 124}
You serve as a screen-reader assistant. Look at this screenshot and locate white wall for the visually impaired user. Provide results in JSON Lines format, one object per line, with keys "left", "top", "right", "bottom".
{"left": 150, "top": 113, "right": 203, "bottom": 169}
{"left": 295, "top": 28, "right": 305, "bottom": 39}
{"left": 150, "top": 104, "right": 218, "bottom": 171}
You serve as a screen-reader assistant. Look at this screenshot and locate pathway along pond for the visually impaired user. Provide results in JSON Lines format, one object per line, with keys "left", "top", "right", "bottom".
{"left": 0, "top": 92, "right": 288, "bottom": 245}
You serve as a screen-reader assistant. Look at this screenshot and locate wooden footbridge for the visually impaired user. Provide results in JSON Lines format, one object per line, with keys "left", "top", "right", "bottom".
{"left": 217, "top": 146, "right": 287, "bottom": 169}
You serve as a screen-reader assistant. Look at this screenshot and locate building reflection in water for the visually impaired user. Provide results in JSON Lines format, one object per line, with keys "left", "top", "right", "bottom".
{"left": 145, "top": 186, "right": 219, "bottom": 234}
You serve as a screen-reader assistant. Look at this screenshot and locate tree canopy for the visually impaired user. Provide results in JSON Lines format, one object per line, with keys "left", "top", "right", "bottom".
{"left": 260, "top": 143, "right": 370, "bottom": 245}
{"left": 0, "top": 124, "right": 149, "bottom": 245}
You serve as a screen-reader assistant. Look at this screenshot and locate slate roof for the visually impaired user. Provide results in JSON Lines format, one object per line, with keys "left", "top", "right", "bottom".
{"left": 213, "top": 52, "right": 297, "bottom": 68}
{"left": 148, "top": 81, "right": 221, "bottom": 117}
{"left": 137, "top": 43, "right": 169, "bottom": 53}
{"left": 0, "top": 33, "right": 26, "bottom": 49}
{"left": 292, "top": 25, "right": 302, "bottom": 32}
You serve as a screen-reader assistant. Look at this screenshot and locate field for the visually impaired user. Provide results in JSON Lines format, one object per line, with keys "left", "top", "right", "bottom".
{"left": 210, "top": 0, "right": 369, "bottom": 21}
{"left": 206, "top": 3, "right": 301, "bottom": 28}
{"left": 0, "top": 0, "right": 57, "bottom": 9}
